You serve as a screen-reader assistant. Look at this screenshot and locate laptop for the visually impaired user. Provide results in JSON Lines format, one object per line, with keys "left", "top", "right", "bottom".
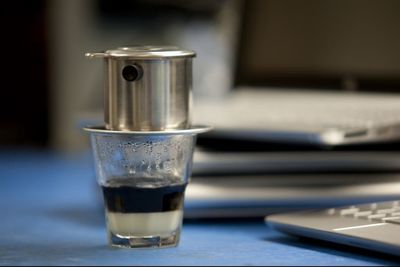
{"left": 194, "top": 88, "right": 400, "bottom": 146}
{"left": 266, "top": 200, "right": 400, "bottom": 256}
{"left": 184, "top": 150, "right": 400, "bottom": 218}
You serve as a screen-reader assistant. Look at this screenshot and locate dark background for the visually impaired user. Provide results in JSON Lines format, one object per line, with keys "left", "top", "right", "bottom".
{"left": 0, "top": 1, "right": 48, "bottom": 147}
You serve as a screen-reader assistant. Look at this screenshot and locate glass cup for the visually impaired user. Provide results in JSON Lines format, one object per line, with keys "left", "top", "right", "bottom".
{"left": 85, "top": 127, "right": 201, "bottom": 248}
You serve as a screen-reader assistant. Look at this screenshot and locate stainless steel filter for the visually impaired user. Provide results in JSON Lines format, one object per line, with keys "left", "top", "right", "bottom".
{"left": 86, "top": 46, "right": 195, "bottom": 131}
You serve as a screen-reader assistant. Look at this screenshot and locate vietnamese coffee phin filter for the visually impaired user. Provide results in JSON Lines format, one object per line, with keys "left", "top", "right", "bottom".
{"left": 84, "top": 46, "right": 210, "bottom": 248}
{"left": 86, "top": 45, "right": 196, "bottom": 131}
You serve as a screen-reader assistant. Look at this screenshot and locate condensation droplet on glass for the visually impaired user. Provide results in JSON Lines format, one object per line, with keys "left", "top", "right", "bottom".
{"left": 128, "top": 167, "right": 136, "bottom": 174}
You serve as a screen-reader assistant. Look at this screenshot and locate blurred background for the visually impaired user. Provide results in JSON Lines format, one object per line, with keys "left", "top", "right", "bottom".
{"left": 2, "top": 0, "right": 400, "bottom": 152}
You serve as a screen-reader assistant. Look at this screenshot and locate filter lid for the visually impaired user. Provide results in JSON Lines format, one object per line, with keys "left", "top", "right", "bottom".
{"left": 86, "top": 45, "right": 195, "bottom": 59}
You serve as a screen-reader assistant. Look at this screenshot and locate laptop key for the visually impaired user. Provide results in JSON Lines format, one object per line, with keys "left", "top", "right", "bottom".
{"left": 382, "top": 216, "right": 400, "bottom": 222}
{"left": 340, "top": 208, "right": 359, "bottom": 216}
{"left": 368, "top": 214, "right": 386, "bottom": 221}
{"left": 356, "top": 203, "right": 377, "bottom": 211}
{"left": 384, "top": 218, "right": 400, "bottom": 225}
{"left": 377, "top": 208, "right": 397, "bottom": 214}
{"left": 354, "top": 211, "right": 372, "bottom": 219}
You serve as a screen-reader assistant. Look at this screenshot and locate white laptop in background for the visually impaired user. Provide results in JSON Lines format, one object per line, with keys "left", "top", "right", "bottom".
{"left": 194, "top": 87, "right": 400, "bottom": 146}
{"left": 183, "top": 88, "right": 400, "bottom": 219}
{"left": 184, "top": 151, "right": 400, "bottom": 218}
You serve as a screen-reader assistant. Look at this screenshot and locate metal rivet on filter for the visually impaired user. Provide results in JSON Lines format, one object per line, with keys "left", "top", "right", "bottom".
{"left": 122, "top": 64, "right": 143, "bottom": 82}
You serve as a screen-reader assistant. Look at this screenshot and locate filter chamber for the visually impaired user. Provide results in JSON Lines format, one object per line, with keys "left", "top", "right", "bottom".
{"left": 87, "top": 46, "right": 195, "bottom": 131}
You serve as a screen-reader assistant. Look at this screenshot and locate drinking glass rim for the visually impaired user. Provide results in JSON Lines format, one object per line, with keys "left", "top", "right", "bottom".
{"left": 83, "top": 125, "right": 212, "bottom": 136}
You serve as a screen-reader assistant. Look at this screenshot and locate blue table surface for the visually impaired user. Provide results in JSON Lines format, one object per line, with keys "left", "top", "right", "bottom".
{"left": 0, "top": 149, "right": 399, "bottom": 266}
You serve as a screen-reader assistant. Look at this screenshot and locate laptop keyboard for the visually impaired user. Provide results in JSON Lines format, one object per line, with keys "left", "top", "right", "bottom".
{"left": 329, "top": 201, "right": 400, "bottom": 224}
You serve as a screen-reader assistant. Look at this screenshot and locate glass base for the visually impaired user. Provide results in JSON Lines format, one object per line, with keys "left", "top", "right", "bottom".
{"left": 108, "top": 230, "right": 180, "bottom": 249}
